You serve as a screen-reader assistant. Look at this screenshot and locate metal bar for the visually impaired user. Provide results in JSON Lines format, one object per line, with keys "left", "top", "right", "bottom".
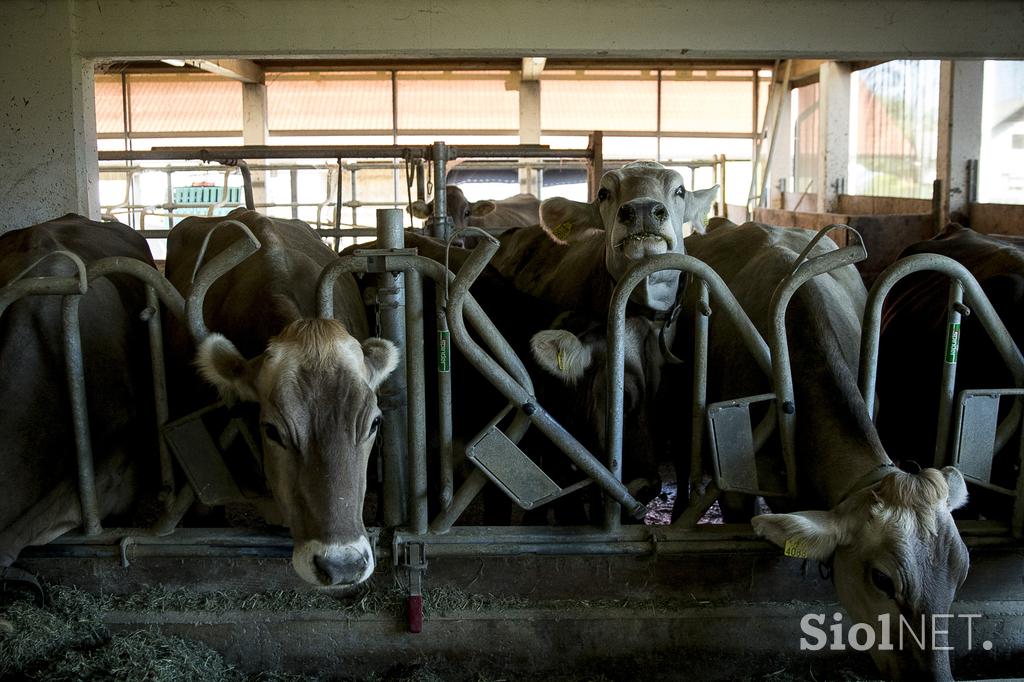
{"left": 290, "top": 169, "right": 299, "bottom": 220}
{"left": 62, "top": 295, "right": 102, "bottom": 535}
{"left": 0, "top": 251, "right": 88, "bottom": 319}
{"left": 1015, "top": 425, "right": 1024, "bottom": 538}
{"left": 234, "top": 160, "right": 255, "bottom": 210}
{"left": 405, "top": 268, "right": 428, "bottom": 535}
{"left": 185, "top": 220, "right": 262, "bottom": 342}
{"left": 757, "top": 60, "right": 793, "bottom": 209}
{"left": 143, "top": 285, "right": 174, "bottom": 502}
{"left": 689, "top": 280, "right": 710, "bottom": 498}
{"left": 769, "top": 225, "right": 868, "bottom": 495}
{"left": 99, "top": 144, "right": 591, "bottom": 162}
{"left": 436, "top": 285, "right": 455, "bottom": 511}
{"left": 430, "top": 470, "right": 488, "bottom": 534}
{"left": 377, "top": 209, "right": 410, "bottom": 528}
{"left": 429, "top": 141, "right": 449, "bottom": 240}
{"left": 935, "top": 280, "right": 965, "bottom": 468}
{"left": 334, "top": 158, "right": 343, "bottom": 229}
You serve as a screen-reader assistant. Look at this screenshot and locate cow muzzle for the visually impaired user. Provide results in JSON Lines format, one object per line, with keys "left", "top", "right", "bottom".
{"left": 614, "top": 200, "right": 673, "bottom": 259}
{"left": 293, "top": 536, "right": 375, "bottom": 587}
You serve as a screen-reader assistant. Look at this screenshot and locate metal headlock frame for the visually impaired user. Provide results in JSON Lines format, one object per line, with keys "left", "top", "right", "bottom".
{"left": 0, "top": 220, "right": 261, "bottom": 540}
{"left": 6, "top": 204, "right": 1023, "bottom": 592}
{"left": 858, "top": 253, "right": 1024, "bottom": 537}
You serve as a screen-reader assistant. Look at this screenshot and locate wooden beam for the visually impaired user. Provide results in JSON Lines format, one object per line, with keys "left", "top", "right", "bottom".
{"left": 521, "top": 57, "right": 546, "bottom": 81}
{"left": 187, "top": 59, "right": 264, "bottom": 84}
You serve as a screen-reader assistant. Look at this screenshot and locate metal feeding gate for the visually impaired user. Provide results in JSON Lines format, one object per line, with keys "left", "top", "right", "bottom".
{"left": 859, "top": 253, "right": 1024, "bottom": 536}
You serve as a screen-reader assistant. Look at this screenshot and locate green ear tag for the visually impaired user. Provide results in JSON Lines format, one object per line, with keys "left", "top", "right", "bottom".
{"left": 784, "top": 537, "right": 809, "bottom": 559}
{"left": 556, "top": 349, "right": 566, "bottom": 372}
{"left": 438, "top": 330, "right": 451, "bottom": 373}
{"left": 551, "top": 221, "right": 573, "bottom": 242}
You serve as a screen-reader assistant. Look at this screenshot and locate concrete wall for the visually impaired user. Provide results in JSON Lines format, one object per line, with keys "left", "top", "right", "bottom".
{"left": 2, "top": 0, "right": 1024, "bottom": 231}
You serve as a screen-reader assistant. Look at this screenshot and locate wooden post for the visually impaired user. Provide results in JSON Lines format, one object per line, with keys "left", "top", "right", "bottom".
{"left": 587, "top": 131, "right": 604, "bottom": 201}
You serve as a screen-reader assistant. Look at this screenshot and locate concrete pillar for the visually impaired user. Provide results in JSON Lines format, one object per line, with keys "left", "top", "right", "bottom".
{"left": 937, "top": 60, "right": 984, "bottom": 226}
{"left": 767, "top": 79, "right": 792, "bottom": 209}
{"left": 0, "top": 1, "right": 99, "bottom": 232}
{"left": 816, "top": 61, "right": 851, "bottom": 214}
{"left": 518, "top": 79, "right": 541, "bottom": 196}
{"left": 242, "top": 82, "right": 269, "bottom": 207}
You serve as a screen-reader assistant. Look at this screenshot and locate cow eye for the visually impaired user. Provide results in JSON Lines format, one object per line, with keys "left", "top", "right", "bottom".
{"left": 674, "top": 185, "right": 686, "bottom": 198}
{"left": 262, "top": 422, "right": 285, "bottom": 448}
{"left": 368, "top": 415, "right": 382, "bottom": 438}
{"left": 597, "top": 187, "right": 611, "bottom": 202}
{"left": 870, "top": 568, "right": 897, "bottom": 599}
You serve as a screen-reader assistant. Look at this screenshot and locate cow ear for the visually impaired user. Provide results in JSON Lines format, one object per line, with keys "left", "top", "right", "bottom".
{"left": 362, "top": 337, "right": 399, "bottom": 391}
{"left": 752, "top": 510, "right": 848, "bottom": 561}
{"left": 540, "top": 197, "right": 601, "bottom": 245}
{"left": 530, "top": 329, "right": 594, "bottom": 384}
{"left": 408, "top": 201, "right": 431, "bottom": 220}
{"left": 941, "top": 466, "right": 969, "bottom": 510}
{"left": 684, "top": 185, "right": 719, "bottom": 233}
{"left": 470, "top": 200, "right": 496, "bottom": 217}
{"left": 196, "top": 333, "right": 260, "bottom": 403}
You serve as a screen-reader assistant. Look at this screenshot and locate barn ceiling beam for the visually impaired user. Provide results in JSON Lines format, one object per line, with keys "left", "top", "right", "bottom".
{"left": 165, "top": 59, "right": 265, "bottom": 84}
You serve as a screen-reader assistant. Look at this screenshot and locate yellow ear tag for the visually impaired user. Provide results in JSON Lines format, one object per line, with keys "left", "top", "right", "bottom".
{"left": 784, "top": 537, "right": 809, "bottom": 559}
{"left": 551, "top": 221, "right": 573, "bottom": 242}
{"left": 556, "top": 349, "right": 566, "bottom": 371}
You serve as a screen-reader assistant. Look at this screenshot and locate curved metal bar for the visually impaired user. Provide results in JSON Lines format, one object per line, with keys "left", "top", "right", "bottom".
{"left": 0, "top": 250, "right": 89, "bottom": 319}
{"left": 316, "top": 255, "right": 369, "bottom": 320}
{"left": 607, "top": 253, "right": 773, "bottom": 528}
{"left": 8, "top": 249, "right": 88, "bottom": 289}
{"left": 768, "top": 225, "right": 868, "bottom": 496}
{"left": 185, "top": 220, "right": 261, "bottom": 343}
{"left": 61, "top": 295, "right": 102, "bottom": 535}
{"left": 860, "top": 253, "right": 1024, "bottom": 459}
{"left": 87, "top": 256, "right": 187, "bottom": 323}
{"left": 449, "top": 240, "right": 646, "bottom": 520}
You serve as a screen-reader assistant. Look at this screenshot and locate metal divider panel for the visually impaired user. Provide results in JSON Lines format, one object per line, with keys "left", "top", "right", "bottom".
{"left": 953, "top": 392, "right": 1000, "bottom": 485}
{"left": 164, "top": 413, "right": 244, "bottom": 505}
{"left": 466, "top": 427, "right": 562, "bottom": 510}
{"left": 708, "top": 401, "right": 758, "bottom": 493}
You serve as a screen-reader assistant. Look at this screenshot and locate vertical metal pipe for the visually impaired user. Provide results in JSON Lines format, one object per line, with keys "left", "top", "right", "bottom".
{"left": 377, "top": 208, "right": 409, "bottom": 528}
{"left": 143, "top": 285, "right": 174, "bottom": 503}
{"left": 350, "top": 166, "right": 358, "bottom": 227}
{"left": 334, "top": 158, "right": 343, "bottom": 229}
{"left": 430, "top": 142, "right": 449, "bottom": 240}
{"left": 289, "top": 169, "right": 299, "bottom": 220}
{"left": 237, "top": 160, "right": 255, "bottom": 210}
{"left": 416, "top": 160, "right": 426, "bottom": 203}
{"left": 404, "top": 268, "right": 428, "bottom": 534}
{"left": 934, "top": 280, "right": 965, "bottom": 468}
{"left": 436, "top": 286, "right": 455, "bottom": 510}
{"left": 62, "top": 296, "right": 102, "bottom": 535}
{"left": 604, "top": 303, "right": 626, "bottom": 532}
{"left": 689, "top": 280, "right": 710, "bottom": 498}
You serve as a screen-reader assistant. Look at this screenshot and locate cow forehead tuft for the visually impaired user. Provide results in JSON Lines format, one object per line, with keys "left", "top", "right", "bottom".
{"left": 268, "top": 318, "right": 364, "bottom": 373}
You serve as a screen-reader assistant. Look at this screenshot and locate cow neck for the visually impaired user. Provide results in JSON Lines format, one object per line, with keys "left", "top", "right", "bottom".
{"left": 837, "top": 463, "right": 898, "bottom": 505}
{"left": 618, "top": 274, "right": 687, "bottom": 366}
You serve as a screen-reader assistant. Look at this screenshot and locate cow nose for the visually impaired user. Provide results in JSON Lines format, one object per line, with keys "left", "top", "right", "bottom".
{"left": 312, "top": 550, "right": 371, "bottom": 586}
{"left": 618, "top": 200, "right": 669, "bottom": 232}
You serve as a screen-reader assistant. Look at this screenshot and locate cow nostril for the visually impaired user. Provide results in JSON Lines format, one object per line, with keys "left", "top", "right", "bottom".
{"left": 652, "top": 204, "right": 668, "bottom": 223}
{"left": 617, "top": 204, "right": 636, "bottom": 224}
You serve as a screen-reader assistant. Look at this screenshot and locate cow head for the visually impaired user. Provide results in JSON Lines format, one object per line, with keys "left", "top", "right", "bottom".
{"left": 529, "top": 315, "right": 664, "bottom": 505}
{"left": 409, "top": 185, "right": 495, "bottom": 231}
{"left": 753, "top": 467, "right": 970, "bottom": 680}
{"left": 540, "top": 162, "right": 718, "bottom": 310}
{"left": 197, "top": 318, "right": 398, "bottom": 588}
